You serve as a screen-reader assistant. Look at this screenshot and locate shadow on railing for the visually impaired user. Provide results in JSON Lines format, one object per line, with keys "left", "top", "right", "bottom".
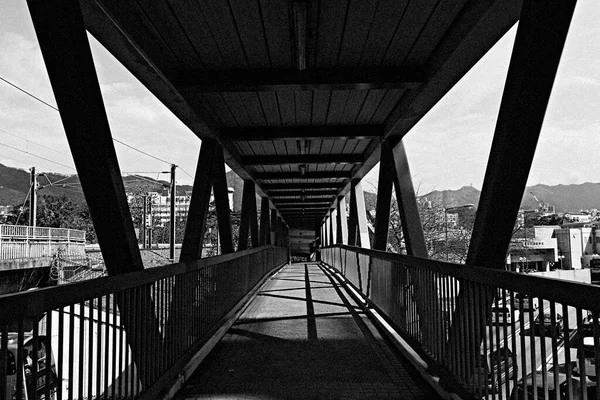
{"left": 322, "top": 245, "right": 600, "bottom": 400}
{"left": 0, "top": 245, "right": 287, "bottom": 400}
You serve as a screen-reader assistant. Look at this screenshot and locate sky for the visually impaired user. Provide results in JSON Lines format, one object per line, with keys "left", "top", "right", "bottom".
{"left": 0, "top": 2, "right": 599, "bottom": 193}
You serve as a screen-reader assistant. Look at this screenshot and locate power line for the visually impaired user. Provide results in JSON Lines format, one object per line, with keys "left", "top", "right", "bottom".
{"left": 178, "top": 167, "right": 194, "bottom": 180}
{"left": 0, "top": 76, "right": 59, "bottom": 111}
{"left": 113, "top": 138, "right": 173, "bottom": 165}
{"left": 0, "top": 127, "right": 69, "bottom": 156}
{"left": 1, "top": 74, "right": 177, "bottom": 167}
{"left": 0, "top": 140, "right": 76, "bottom": 171}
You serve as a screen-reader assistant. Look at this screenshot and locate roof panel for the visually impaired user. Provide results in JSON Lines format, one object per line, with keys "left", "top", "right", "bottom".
{"left": 315, "top": 0, "right": 350, "bottom": 67}
{"left": 404, "top": 1, "right": 468, "bottom": 66}
{"left": 355, "top": 90, "right": 387, "bottom": 124}
{"left": 326, "top": 90, "right": 350, "bottom": 125}
{"left": 222, "top": 93, "right": 252, "bottom": 126}
{"left": 359, "top": 0, "right": 410, "bottom": 66}
{"left": 311, "top": 91, "right": 331, "bottom": 125}
{"left": 383, "top": 0, "right": 439, "bottom": 65}
{"left": 198, "top": 1, "right": 248, "bottom": 68}
{"left": 276, "top": 92, "right": 296, "bottom": 125}
{"left": 139, "top": 1, "right": 204, "bottom": 69}
{"left": 201, "top": 93, "right": 237, "bottom": 126}
{"left": 259, "top": 0, "right": 293, "bottom": 68}
{"left": 257, "top": 92, "right": 282, "bottom": 126}
{"left": 239, "top": 92, "right": 267, "bottom": 126}
{"left": 371, "top": 90, "right": 405, "bottom": 124}
{"left": 340, "top": 90, "right": 369, "bottom": 124}
{"left": 169, "top": 1, "right": 224, "bottom": 70}
{"left": 295, "top": 91, "right": 313, "bottom": 125}
{"left": 229, "top": 0, "right": 271, "bottom": 68}
{"left": 338, "top": 1, "right": 379, "bottom": 65}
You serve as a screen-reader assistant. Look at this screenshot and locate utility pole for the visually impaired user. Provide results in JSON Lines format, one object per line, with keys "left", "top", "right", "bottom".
{"left": 147, "top": 196, "right": 153, "bottom": 249}
{"left": 142, "top": 195, "right": 147, "bottom": 249}
{"left": 169, "top": 164, "right": 176, "bottom": 260}
{"left": 29, "top": 167, "right": 37, "bottom": 227}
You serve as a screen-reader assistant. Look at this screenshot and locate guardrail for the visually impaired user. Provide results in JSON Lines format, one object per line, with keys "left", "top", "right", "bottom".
{"left": 322, "top": 245, "right": 600, "bottom": 400}
{"left": 0, "top": 245, "right": 287, "bottom": 400}
{"left": 0, "top": 225, "right": 86, "bottom": 260}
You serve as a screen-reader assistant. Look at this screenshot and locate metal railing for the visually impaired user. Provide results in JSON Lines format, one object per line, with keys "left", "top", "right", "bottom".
{"left": 0, "top": 225, "right": 86, "bottom": 260}
{"left": 0, "top": 245, "right": 287, "bottom": 400}
{"left": 322, "top": 245, "right": 600, "bottom": 400}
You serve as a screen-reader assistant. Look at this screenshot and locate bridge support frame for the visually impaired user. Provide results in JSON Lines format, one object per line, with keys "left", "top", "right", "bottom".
{"left": 238, "top": 180, "right": 259, "bottom": 250}
{"left": 446, "top": 0, "right": 577, "bottom": 381}
{"left": 25, "top": 0, "right": 164, "bottom": 387}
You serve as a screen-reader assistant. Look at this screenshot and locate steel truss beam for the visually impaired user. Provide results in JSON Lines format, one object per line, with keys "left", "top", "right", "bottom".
{"left": 446, "top": 0, "right": 577, "bottom": 382}
{"left": 174, "top": 67, "right": 424, "bottom": 92}
{"left": 242, "top": 154, "right": 363, "bottom": 165}
{"left": 223, "top": 126, "right": 383, "bottom": 141}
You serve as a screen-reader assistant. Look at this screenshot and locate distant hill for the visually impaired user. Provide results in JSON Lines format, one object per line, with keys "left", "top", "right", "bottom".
{"left": 422, "top": 183, "right": 600, "bottom": 213}
{"left": 3, "top": 162, "right": 600, "bottom": 214}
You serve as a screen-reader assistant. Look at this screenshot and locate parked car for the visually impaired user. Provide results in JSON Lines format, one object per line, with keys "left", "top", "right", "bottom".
{"left": 510, "top": 371, "right": 582, "bottom": 399}
{"left": 512, "top": 292, "right": 538, "bottom": 311}
{"left": 491, "top": 303, "right": 520, "bottom": 325}
{"left": 470, "top": 346, "right": 518, "bottom": 395}
{"left": 533, "top": 312, "right": 563, "bottom": 337}
{"left": 582, "top": 312, "right": 599, "bottom": 335}
{"left": 1, "top": 332, "right": 58, "bottom": 400}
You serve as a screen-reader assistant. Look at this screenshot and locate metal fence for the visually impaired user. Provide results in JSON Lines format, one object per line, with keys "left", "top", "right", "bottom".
{"left": 0, "top": 245, "right": 287, "bottom": 400}
{"left": 0, "top": 225, "right": 86, "bottom": 260}
{"left": 322, "top": 245, "right": 600, "bottom": 400}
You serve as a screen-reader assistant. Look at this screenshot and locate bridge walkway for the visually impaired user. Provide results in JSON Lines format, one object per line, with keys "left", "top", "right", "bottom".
{"left": 174, "top": 262, "right": 440, "bottom": 400}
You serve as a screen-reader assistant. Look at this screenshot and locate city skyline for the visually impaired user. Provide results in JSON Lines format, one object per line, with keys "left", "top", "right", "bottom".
{"left": 0, "top": 2, "right": 599, "bottom": 193}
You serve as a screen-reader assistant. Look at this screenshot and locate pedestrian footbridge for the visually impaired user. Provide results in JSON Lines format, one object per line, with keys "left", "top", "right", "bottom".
{"left": 3, "top": 0, "right": 597, "bottom": 399}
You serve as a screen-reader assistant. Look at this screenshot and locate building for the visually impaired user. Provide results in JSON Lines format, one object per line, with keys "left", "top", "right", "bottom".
{"left": 128, "top": 188, "right": 235, "bottom": 227}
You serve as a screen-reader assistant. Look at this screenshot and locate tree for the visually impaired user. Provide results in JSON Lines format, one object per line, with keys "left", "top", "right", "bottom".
{"left": 36, "top": 195, "right": 97, "bottom": 243}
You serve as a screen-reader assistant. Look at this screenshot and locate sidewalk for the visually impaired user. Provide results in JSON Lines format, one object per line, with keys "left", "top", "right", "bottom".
{"left": 175, "top": 262, "right": 440, "bottom": 400}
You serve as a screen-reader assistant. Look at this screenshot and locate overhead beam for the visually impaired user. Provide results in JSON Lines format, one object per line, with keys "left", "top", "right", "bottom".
{"left": 224, "top": 126, "right": 383, "bottom": 141}
{"left": 254, "top": 171, "right": 351, "bottom": 180}
{"left": 242, "top": 154, "right": 363, "bottom": 165}
{"left": 263, "top": 183, "right": 345, "bottom": 190}
{"left": 268, "top": 190, "right": 337, "bottom": 197}
{"left": 272, "top": 197, "right": 335, "bottom": 204}
{"left": 174, "top": 67, "right": 424, "bottom": 92}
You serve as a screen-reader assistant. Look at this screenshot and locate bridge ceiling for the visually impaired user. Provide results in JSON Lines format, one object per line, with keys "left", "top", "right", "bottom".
{"left": 79, "top": 0, "right": 521, "bottom": 229}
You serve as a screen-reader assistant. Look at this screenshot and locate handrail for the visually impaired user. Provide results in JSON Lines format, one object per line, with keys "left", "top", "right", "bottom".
{"left": 330, "top": 244, "right": 600, "bottom": 312}
{"left": 0, "top": 224, "right": 86, "bottom": 241}
{"left": 0, "top": 245, "right": 283, "bottom": 322}
{"left": 0, "top": 245, "right": 288, "bottom": 400}
{"left": 322, "top": 244, "right": 600, "bottom": 400}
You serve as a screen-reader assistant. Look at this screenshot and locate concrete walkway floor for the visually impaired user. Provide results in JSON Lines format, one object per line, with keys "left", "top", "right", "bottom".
{"left": 175, "top": 262, "right": 440, "bottom": 400}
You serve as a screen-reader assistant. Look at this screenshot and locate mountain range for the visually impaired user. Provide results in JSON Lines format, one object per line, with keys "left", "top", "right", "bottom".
{"left": 0, "top": 163, "right": 598, "bottom": 214}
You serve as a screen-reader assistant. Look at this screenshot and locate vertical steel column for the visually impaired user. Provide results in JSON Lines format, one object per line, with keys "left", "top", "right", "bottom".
{"left": 238, "top": 180, "right": 258, "bottom": 250}
{"left": 373, "top": 141, "right": 394, "bottom": 251}
{"left": 270, "top": 209, "right": 277, "bottom": 245}
{"left": 169, "top": 164, "right": 176, "bottom": 260}
{"left": 336, "top": 196, "right": 348, "bottom": 244}
{"left": 353, "top": 179, "right": 371, "bottom": 249}
{"left": 260, "top": 198, "right": 271, "bottom": 246}
{"left": 212, "top": 144, "right": 233, "bottom": 254}
{"left": 329, "top": 209, "right": 335, "bottom": 245}
{"left": 180, "top": 140, "right": 218, "bottom": 261}
{"left": 447, "top": 0, "right": 577, "bottom": 380}
{"left": 25, "top": 0, "right": 163, "bottom": 388}
{"left": 348, "top": 183, "right": 358, "bottom": 246}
